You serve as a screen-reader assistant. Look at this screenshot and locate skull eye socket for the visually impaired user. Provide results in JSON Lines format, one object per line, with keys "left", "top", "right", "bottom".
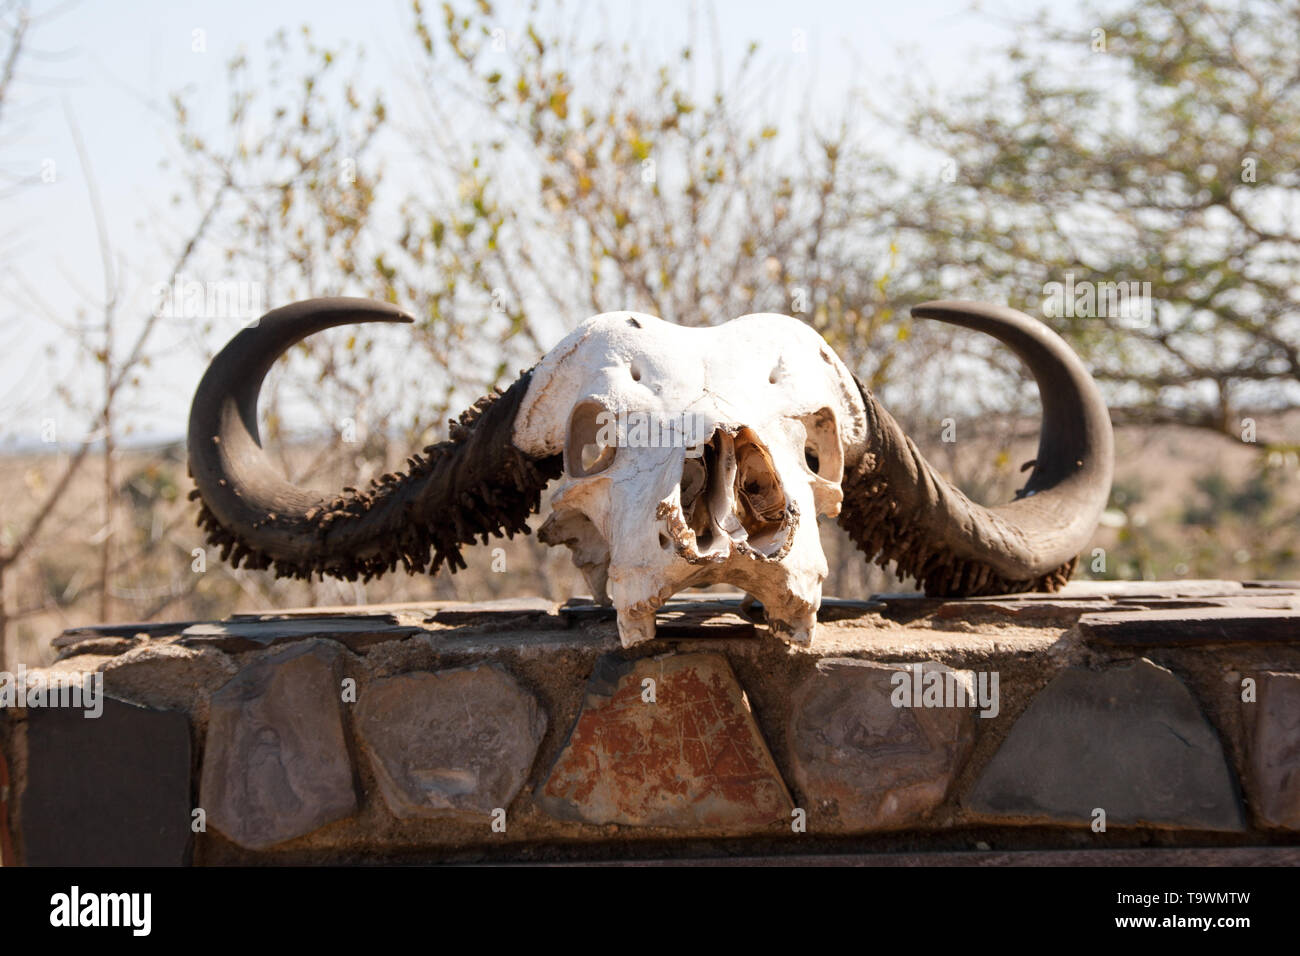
{"left": 565, "top": 400, "right": 618, "bottom": 477}
{"left": 581, "top": 443, "right": 616, "bottom": 473}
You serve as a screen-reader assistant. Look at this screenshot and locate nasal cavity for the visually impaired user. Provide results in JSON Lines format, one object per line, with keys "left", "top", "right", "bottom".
{"left": 679, "top": 453, "right": 711, "bottom": 542}
{"left": 678, "top": 428, "right": 787, "bottom": 555}
{"left": 734, "top": 427, "right": 787, "bottom": 550}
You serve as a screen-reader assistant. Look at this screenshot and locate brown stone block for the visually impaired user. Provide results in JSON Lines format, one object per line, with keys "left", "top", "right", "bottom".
{"left": 789, "top": 659, "right": 977, "bottom": 830}
{"left": 1245, "top": 671, "right": 1300, "bottom": 829}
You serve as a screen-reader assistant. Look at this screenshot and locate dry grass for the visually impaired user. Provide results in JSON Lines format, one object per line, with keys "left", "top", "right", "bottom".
{"left": 2, "top": 412, "right": 1296, "bottom": 667}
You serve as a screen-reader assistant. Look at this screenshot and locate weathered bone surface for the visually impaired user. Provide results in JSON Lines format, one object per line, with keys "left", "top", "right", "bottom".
{"left": 512, "top": 312, "right": 866, "bottom": 646}
{"left": 188, "top": 298, "right": 1114, "bottom": 648}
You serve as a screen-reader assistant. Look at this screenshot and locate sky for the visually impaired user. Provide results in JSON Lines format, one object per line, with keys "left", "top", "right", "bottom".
{"left": 0, "top": 0, "right": 1092, "bottom": 447}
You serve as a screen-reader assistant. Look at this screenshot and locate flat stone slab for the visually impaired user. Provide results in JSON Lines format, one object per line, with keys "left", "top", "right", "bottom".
{"left": 870, "top": 582, "right": 1300, "bottom": 630}
{"left": 788, "top": 659, "right": 976, "bottom": 830}
{"left": 1110, "top": 595, "right": 1300, "bottom": 610}
{"left": 53, "top": 621, "right": 194, "bottom": 659}
{"left": 432, "top": 597, "right": 558, "bottom": 626}
{"left": 356, "top": 664, "right": 546, "bottom": 820}
{"left": 21, "top": 696, "right": 192, "bottom": 865}
{"left": 53, "top": 635, "right": 144, "bottom": 660}
{"left": 559, "top": 596, "right": 884, "bottom": 632}
{"left": 560, "top": 599, "right": 756, "bottom": 636}
{"left": 557, "top": 601, "right": 618, "bottom": 624}
{"left": 934, "top": 599, "right": 1118, "bottom": 621}
{"left": 1245, "top": 671, "right": 1300, "bottom": 829}
{"left": 967, "top": 659, "right": 1245, "bottom": 831}
{"left": 814, "top": 597, "right": 889, "bottom": 620}
{"left": 538, "top": 652, "right": 794, "bottom": 829}
{"left": 180, "top": 616, "right": 421, "bottom": 653}
{"left": 1079, "top": 607, "right": 1300, "bottom": 646}
{"left": 653, "top": 604, "right": 756, "bottom": 639}
{"left": 228, "top": 602, "right": 442, "bottom": 618}
{"left": 53, "top": 620, "right": 199, "bottom": 647}
{"left": 1060, "top": 579, "right": 1249, "bottom": 597}
{"left": 200, "top": 642, "right": 357, "bottom": 850}
{"left": 862, "top": 594, "right": 948, "bottom": 623}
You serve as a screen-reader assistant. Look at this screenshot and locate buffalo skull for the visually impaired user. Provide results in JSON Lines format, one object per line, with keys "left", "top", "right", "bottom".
{"left": 188, "top": 299, "right": 1113, "bottom": 647}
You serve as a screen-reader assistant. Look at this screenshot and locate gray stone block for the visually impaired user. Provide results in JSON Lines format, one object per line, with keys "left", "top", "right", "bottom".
{"left": 200, "top": 641, "right": 357, "bottom": 850}
{"left": 967, "top": 658, "right": 1245, "bottom": 831}
{"left": 356, "top": 664, "right": 546, "bottom": 820}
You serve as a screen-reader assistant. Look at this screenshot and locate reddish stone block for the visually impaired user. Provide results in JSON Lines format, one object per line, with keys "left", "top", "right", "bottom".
{"left": 538, "top": 652, "right": 793, "bottom": 829}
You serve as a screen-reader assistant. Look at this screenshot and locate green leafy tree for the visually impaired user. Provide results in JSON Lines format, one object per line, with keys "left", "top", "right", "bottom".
{"left": 392, "top": 0, "right": 900, "bottom": 383}
{"left": 874, "top": 0, "right": 1300, "bottom": 446}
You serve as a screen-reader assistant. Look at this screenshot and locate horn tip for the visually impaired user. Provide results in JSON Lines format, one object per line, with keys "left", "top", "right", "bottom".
{"left": 911, "top": 299, "right": 981, "bottom": 319}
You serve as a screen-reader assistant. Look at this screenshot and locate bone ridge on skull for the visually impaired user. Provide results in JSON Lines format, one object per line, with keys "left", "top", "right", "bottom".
{"left": 513, "top": 311, "right": 869, "bottom": 648}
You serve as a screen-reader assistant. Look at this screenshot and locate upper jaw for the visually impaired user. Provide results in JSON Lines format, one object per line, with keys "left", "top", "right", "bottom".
{"left": 654, "top": 495, "right": 796, "bottom": 563}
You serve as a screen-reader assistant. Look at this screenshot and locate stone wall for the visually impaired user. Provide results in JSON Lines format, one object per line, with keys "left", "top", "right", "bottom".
{"left": 3, "top": 581, "right": 1299, "bottom": 865}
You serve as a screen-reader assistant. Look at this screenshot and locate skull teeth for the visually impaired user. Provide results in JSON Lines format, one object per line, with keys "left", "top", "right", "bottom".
{"left": 616, "top": 611, "right": 657, "bottom": 647}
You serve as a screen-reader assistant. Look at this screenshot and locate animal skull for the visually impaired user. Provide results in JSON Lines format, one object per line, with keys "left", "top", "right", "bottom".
{"left": 511, "top": 312, "right": 867, "bottom": 647}
{"left": 187, "top": 298, "right": 1114, "bottom": 649}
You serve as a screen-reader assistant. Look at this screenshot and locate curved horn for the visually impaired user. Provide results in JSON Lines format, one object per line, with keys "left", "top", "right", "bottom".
{"left": 838, "top": 300, "right": 1114, "bottom": 596}
{"left": 187, "top": 297, "right": 561, "bottom": 581}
